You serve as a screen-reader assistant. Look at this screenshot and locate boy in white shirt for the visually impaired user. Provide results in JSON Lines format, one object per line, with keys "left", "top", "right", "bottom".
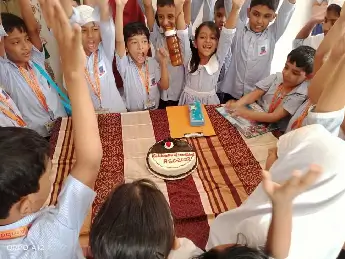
{"left": 115, "top": 0, "right": 169, "bottom": 111}
{"left": 0, "top": 87, "right": 26, "bottom": 127}
{"left": 0, "top": 0, "right": 102, "bottom": 258}
{"left": 0, "top": 0, "right": 66, "bottom": 137}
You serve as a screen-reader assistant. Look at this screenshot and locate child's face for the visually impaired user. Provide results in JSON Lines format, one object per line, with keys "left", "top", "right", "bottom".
{"left": 71, "top": 0, "right": 79, "bottom": 7}
{"left": 247, "top": 5, "right": 276, "bottom": 33}
{"left": 282, "top": 59, "right": 308, "bottom": 87}
{"left": 126, "top": 34, "right": 150, "bottom": 65}
{"left": 195, "top": 26, "right": 219, "bottom": 59}
{"left": 322, "top": 10, "right": 340, "bottom": 35}
{"left": 81, "top": 22, "right": 101, "bottom": 56}
{"left": 157, "top": 5, "right": 176, "bottom": 30}
{"left": 4, "top": 28, "right": 33, "bottom": 66}
{"left": 214, "top": 7, "right": 226, "bottom": 30}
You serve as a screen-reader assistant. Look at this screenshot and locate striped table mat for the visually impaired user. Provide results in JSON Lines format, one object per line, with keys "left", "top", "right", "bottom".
{"left": 48, "top": 106, "right": 277, "bottom": 250}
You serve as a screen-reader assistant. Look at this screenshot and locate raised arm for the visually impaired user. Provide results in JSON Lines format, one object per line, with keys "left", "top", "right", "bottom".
{"left": 143, "top": 0, "right": 155, "bottom": 32}
{"left": 295, "top": 7, "right": 325, "bottom": 40}
{"left": 271, "top": 0, "right": 296, "bottom": 42}
{"left": 225, "top": 0, "right": 251, "bottom": 23}
{"left": 0, "top": 5, "right": 5, "bottom": 58}
{"left": 60, "top": 0, "right": 74, "bottom": 18}
{"left": 39, "top": 0, "right": 102, "bottom": 188}
{"left": 263, "top": 166, "right": 322, "bottom": 259}
{"left": 115, "top": 0, "right": 128, "bottom": 58}
{"left": 183, "top": 0, "right": 191, "bottom": 27}
{"left": 224, "top": 0, "right": 244, "bottom": 29}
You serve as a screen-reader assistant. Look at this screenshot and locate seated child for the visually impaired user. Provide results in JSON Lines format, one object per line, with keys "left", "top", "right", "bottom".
{"left": 90, "top": 179, "right": 201, "bottom": 259}
{"left": 286, "top": 9, "right": 345, "bottom": 135}
{"left": 0, "top": 87, "right": 26, "bottom": 127}
{"left": 293, "top": 3, "right": 342, "bottom": 50}
{"left": 68, "top": 1, "right": 126, "bottom": 113}
{"left": 143, "top": 0, "right": 187, "bottom": 109}
{"left": 208, "top": 124, "right": 345, "bottom": 259}
{"left": 219, "top": 0, "right": 296, "bottom": 102}
{"left": 115, "top": 0, "right": 169, "bottom": 111}
{"left": 0, "top": 0, "right": 102, "bottom": 258}
{"left": 0, "top": 0, "right": 67, "bottom": 137}
{"left": 197, "top": 166, "right": 322, "bottom": 259}
{"left": 178, "top": 0, "right": 244, "bottom": 105}
{"left": 226, "top": 46, "right": 315, "bottom": 132}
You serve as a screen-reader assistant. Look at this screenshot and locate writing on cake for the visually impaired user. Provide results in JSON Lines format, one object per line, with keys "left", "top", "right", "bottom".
{"left": 150, "top": 152, "right": 196, "bottom": 168}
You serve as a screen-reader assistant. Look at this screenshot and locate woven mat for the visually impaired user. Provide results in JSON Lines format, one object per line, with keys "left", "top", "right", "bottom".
{"left": 48, "top": 106, "right": 277, "bottom": 249}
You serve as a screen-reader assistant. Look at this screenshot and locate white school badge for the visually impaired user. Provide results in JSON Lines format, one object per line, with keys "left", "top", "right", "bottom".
{"left": 98, "top": 61, "right": 106, "bottom": 78}
{"left": 258, "top": 42, "right": 268, "bottom": 57}
{"left": 144, "top": 98, "right": 156, "bottom": 110}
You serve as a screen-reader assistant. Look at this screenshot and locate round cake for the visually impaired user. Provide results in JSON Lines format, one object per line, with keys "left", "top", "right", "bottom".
{"left": 146, "top": 138, "right": 198, "bottom": 180}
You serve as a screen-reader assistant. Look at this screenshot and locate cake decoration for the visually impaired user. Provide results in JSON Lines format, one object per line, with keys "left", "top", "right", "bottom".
{"left": 146, "top": 138, "right": 198, "bottom": 180}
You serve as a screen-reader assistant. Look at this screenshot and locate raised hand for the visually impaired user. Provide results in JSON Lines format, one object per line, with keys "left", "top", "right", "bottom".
{"left": 143, "top": 0, "right": 153, "bottom": 6}
{"left": 232, "top": 0, "right": 246, "bottom": 9}
{"left": 115, "top": 0, "right": 129, "bottom": 7}
{"left": 174, "top": 0, "right": 185, "bottom": 7}
{"left": 311, "top": 5, "right": 327, "bottom": 23}
{"left": 156, "top": 47, "right": 169, "bottom": 65}
{"left": 262, "top": 165, "right": 322, "bottom": 204}
{"left": 225, "top": 100, "right": 239, "bottom": 112}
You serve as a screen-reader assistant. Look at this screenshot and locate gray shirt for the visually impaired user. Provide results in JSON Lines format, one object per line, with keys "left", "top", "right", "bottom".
{"left": 0, "top": 47, "right": 67, "bottom": 137}
{"left": 150, "top": 23, "right": 186, "bottom": 102}
{"left": 0, "top": 87, "right": 25, "bottom": 127}
{"left": 0, "top": 176, "right": 96, "bottom": 259}
{"left": 256, "top": 72, "right": 308, "bottom": 132}
{"left": 219, "top": 0, "right": 296, "bottom": 99}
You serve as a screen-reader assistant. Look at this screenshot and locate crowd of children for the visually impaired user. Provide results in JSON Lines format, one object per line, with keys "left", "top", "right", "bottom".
{"left": 1, "top": 0, "right": 345, "bottom": 258}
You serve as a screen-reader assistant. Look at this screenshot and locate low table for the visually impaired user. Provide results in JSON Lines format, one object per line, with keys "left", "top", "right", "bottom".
{"left": 48, "top": 106, "right": 277, "bottom": 250}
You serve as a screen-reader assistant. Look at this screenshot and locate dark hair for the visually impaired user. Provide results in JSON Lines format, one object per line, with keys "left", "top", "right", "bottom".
{"left": 90, "top": 179, "right": 175, "bottom": 259}
{"left": 214, "top": 0, "right": 225, "bottom": 11}
{"left": 190, "top": 21, "right": 220, "bottom": 74}
{"left": 1, "top": 12, "right": 28, "bottom": 34}
{"left": 287, "top": 45, "right": 316, "bottom": 75}
{"left": 157, "top": 0, "right": 175, "bottom": 8}
{"left": 123, "top": 22, "right": 150, "bottom": 46}
{"left": 0, "top": 127, "right": 50, "bottom": 219}
{"left": 194, "top": 245, "right": 268, "bottom": 259}
{"left": 250, "top": 0, "right": 279, "bottom": 12}
{"left": 327, "top": 4, "right": 341, "bottom": 16}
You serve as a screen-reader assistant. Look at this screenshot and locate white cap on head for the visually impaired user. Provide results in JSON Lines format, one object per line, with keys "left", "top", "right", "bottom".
{"left": 75, "top": 5, "right": 100, "bottom": 26}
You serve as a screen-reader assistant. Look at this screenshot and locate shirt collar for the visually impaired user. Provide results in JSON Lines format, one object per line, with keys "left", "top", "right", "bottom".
{"left": 244, "top": 22, "right": 268, "bottom": 35}
{"left": 188, "top": 54, "right": 219, "bottom": 75}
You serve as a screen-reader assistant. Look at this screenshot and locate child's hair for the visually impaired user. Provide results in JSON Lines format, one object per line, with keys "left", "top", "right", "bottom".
{"left": 250, "top": 0, "right": 279, "bottom": 12}
{"left": 0, "top": 127, "right": 49, "bottom": 219}
{"left": 90, "top": 179, "right": 175, "bottom": 259}
{"left": 287, "top": 46, "right": 316, "bottom": 75}
{"left": 327, "top": 4, "right": 342, "bottom": 16}
{"left": 214, "top": 0, "right": 225, "bottom": 11}
{"left": 190, "top": 21, "right": 220, "bottom": 73}
{"left": 157, "top": 0, "right": 175, "bottom": 7}
{"left": 1, "top": 12, "right": 28, "bottom": 34}
{"left": 194, "top": 245, "right": 268, "bottom": 259}
{"left": 123, "top": 22, "right": 150, "bottom": 46}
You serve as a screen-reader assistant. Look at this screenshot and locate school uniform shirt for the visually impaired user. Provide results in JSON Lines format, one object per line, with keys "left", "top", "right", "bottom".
{"left": 256, "top": 72, "right": 309, "bottom": 132}
{"left": 0, "top": 88, "right": 26, "bottom": 127}
{"left": 116, "top": 55, "right": 161, "bottom": 112}
{"left": 150, "top": 23, "right": 185, "bottom": 102}
{"left": 168, "top": 238, "right": 202, "bottom": 259}
{"left": 293, "top": 33, "right": 324, "bottom": 50}
{"left": 316, "top": 0, "right": 345, "bottom": 6}
{"left": 178, "top": 27, "right": 236, "bottom": 105}
{"left": 0, "top": 176, "right": 96, "bottom": 259}
{"left": 286, "top": 99, "right": 345, "bottom": 135}
{"left": 191, "top": 0, "right": 216, "bottom": 24}
{"left": 219, "top": 0, "right": 296, "bottom": 99}
{"left": 0, "top": 47, "right": 66, "bottom": 137}
{"left": 83, "top": 19, "right": 127, "bottom": 113}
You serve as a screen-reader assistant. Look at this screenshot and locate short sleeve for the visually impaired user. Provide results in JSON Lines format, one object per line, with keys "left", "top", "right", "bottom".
{"left": 115, "top": 54, "right": 130, "bottom": 80}
{"left": 168, "top": 238, "right": 202, "bottom": 259}
{"left": 31, "top": 46, "right": 45, "bottom": 66}
{"left": 255, "top": 74, "right": 278, "bottom": 92}
{"left": 305, "top": 107, "right": 345, "bottom": 136}
{"left": 283, "top": 93, "right": 308, "bottom": 115}
{"left": 55, "top": 175, "right": 96, "bottom": 231}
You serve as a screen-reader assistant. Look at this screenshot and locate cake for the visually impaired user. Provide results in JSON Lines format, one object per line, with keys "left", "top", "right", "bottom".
{"left": 146, "top": 138, "right": 198, "bottom": 180}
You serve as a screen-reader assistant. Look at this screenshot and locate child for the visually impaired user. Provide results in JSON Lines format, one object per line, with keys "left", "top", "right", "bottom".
{"left": 219, "top": 0, "right": 296, "bottom": 102}
{"left": 0, "top": 87, "right": 26, "bottom": 127}
{"left": 225, "top": 46, "right": 315, "bottom": 132}
{"left": 196, "top": 166, "right": 322, "bottom": 259}
{"left": 0, "top": 0, "right": 67, "bottom": 138}
{"left": 90, "top": 179, "right": 201, "bottom": 259}
{"left": 286, "top": 7, "right": 345, "bottom": 135}
{"left": 178, "top": 0, "right": 244, "bottom": 105}
{"left": 0, "top": 0, "right": 102, "bottom": 258}
{"left": 64, "top": 0, "right": 127, "bottom": 113}
{"left": 293, "top": 4, "right": 341, "bottom": 50}
{"left": 115, "top": 0, "right": 169, "bottom": 111}
{"left": 143, "top": 0, "right": 187, "bottom": 109}
{"left": 208, "top": 124, "right": 345, "bottom": 259}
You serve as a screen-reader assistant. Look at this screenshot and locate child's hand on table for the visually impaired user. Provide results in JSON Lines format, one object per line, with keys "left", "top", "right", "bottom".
{"left": 225, "top": 100, "right": 239, "bottom": 111}
{"left": 262, "top": 165, "right": 322, "bottom": 205}
{"left": 232, "top": 105, "right": 252, "bottom": 120}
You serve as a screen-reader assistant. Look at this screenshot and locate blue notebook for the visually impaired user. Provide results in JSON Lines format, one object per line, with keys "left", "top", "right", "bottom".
{"left": 189, "top": 101, "right": 205, "bottom": 127}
